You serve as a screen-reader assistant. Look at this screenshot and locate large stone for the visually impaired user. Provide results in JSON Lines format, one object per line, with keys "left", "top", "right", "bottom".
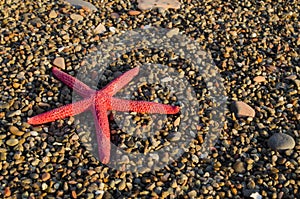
{"left": 137, "top": 0, "right": 181, "bottom": 11}
{"left": 268, "top": 133, "right": 295, "bottom": 150}
{"left": 231, "top": 101, "right": 255, "bottom": 118}
{"left": 64, "top": 0, "right": 98, "bottom": 11}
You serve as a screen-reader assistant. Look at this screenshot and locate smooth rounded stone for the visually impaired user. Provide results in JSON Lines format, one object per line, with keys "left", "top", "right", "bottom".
{"left": 6, "top": 138, "right": 19, "bottom": 146}
{"left": 137, "top": 0, "right": 180, "bottom": 10}
{"left": 9, "top": 126, "right": 24, "bottom": 136}
{"left": 268, "top": 133, "right": 295, "bottom": 150}
{"left": 30, "top": 131, "right": 38, "bottom": 136}
{"left": 49, "top": 10, "right": 58, "bottom": 18}
{"left": 253, "top": 76, "right": 266, "bottom": 83}
{"left": 233, "top": 161, "right": 246, "bottom": 173}
{"left": 53, "top": 57, "right": 65, "bottom": 70}
{"left": 128, "top": 10, "right": 141, "bottom": 16}
{"left": 64, "top": 0, "right": 98, "bottom": 11}
{"left": 230, "top": 101, "right": 255, "bottom": 118}
{"left": 42, "top": 172, "right": 51, "bottom": 181}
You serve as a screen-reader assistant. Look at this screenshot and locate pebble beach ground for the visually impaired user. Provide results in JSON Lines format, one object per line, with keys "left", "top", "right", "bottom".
{"left": 0, "top": 0, "right": 299, "bottom": 198}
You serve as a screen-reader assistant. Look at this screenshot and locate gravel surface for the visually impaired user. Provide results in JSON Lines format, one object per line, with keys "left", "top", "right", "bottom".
{"left": 0, "top": 0, "right": 299, "bottom": 198}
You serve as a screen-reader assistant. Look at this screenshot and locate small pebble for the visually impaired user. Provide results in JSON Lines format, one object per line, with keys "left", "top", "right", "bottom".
{"left": 93, "top": 23, "right": 106, "bottom": 34}
{"left": 42, "top": 173, "right": 51, "bottom": 181}
{"left": 6, "top": 138, "right": 19, "bottom": 146}
{"left": 49, "top": 10, "right": 58, "bottom": 18}
{"left": 253, "top": 76, "right": 266, "bottom": 83}
{"left": 53, "top": 57, "right": 65, "bottom": 69}
{"left": 128, "top": 10, "right": 141, "bottom": 16}
{"left": 9, "top": 126, "right": 24, "bottom": 136}
{"left": 233, "top": 161, "right": 246, "bottom": 173}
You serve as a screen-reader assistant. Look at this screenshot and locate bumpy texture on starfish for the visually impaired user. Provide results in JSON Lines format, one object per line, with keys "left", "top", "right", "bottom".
{"left": 28, "top": 67, "right": 180, "bottom": 164}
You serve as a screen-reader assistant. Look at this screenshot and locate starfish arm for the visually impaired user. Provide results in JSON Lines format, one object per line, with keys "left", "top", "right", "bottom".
{"left": 52, "top": 67, "right": 95, "bottom": 98}
{"left": 28, "top": 97, "right": 93, "bottom": 125}
{"left": 102, "top": 67, "right": 139, "bottom": 96}
{"left": 91, "top": 102, "right": 111, "bottom": 164}
{"left": 109, "top": 98, "right": 180, "bottom": 114}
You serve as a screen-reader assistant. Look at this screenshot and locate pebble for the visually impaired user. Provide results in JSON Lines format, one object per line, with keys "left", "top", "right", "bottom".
{"left": 64, "top": 0, "right": 98, "bottom": 11}
{"left": 233, "top": 161, "right": 246, "bottom": 173}
{"left": 231, "top": 101, "right": 255, "bottom": 117}
{"left": 128, "top": 10, "right": 141, "bottom": 16}
{"left": 268, "top": 133, "right": 295, "bottom": 150}
{"left": 53, "top": 57, "right": 65, "bottom": 69}
{"left": 253, "top": 76, "right": 266, "bottom": 83}
{"left": 93, "top": 23, "right": 106, "bottom": 34}
{"left": 49, "top": 10, "right": 58, "bottom": 19}
{"left": 6, "top": 138, "right": 19, "bottom": 146}
{"left": 166, "top": 28, "right": 180, "bottom": 38}
{"left": 137, "top": 0, "right": 181, "bottom": 10}
{"left": 42, "top": 172, "right": 51, "bottom": 181}
{"left": 70, "top": 14, "right": 84, "bottom": 23}
{"left": 9, "top": 126, "right": 24, "bottom": 136}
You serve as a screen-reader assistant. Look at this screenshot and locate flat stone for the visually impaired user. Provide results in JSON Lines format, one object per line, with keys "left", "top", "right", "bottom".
{"left": 253, "top": 76, "right": 266, "bottom": 83}
{"left": 231, "top": 101, "right": 255, "bottom": 118}
{"left": 128, "top": 10, "right": 141, "bottom": 16}
{"left": 6, "top": 138, "right": 19, "bottom": 146}
{"left": 93, "top": 23, "right": 106, "bottom": 34}
{"left": 49, "top": 10, "right": 58, "bottom": 18}
{"left": 53, "top": 57, "right": 65, "bottom": 69}
{"left": 137, "top": 0, "right": 181, "bottom": 11}
{"left": 268, "top": 133, "right": 295, "bottom": 150}
{"left": 64, "top": 0, "right": 98, "bottom": 11}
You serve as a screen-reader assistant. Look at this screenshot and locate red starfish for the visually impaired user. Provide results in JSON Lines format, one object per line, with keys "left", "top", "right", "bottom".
{"left": 28, "top": 67, "right": 180, "bottom": 164}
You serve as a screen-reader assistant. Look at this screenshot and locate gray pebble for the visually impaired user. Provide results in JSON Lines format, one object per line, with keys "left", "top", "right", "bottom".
{"left": 268, "top": 133, "right": 295, "bottom": 150}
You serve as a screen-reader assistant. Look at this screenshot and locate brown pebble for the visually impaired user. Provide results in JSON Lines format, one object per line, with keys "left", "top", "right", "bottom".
{"left": 4, "top": 187, "right": 11, "bottom": 197}
{"left": 231, "top": 101, "right": 255, "bottom": 118}
{"left": 13, "top": 82, "right": 20, "bottom": 89}
{"left": 72, "top": 190, "right": 77, "bottom": 199}
{"left": 253, "top": 76, "right": 266, "bottom": 83}
{"left": 42, "top": 172, "right": 51, "bottom": 181}
{"left": 53, "top": 57, "right": 65, "bottom": 69}
{"left": 49, "top": 10, "right": 58, "bottom": 18}
{"left": 9, "top": 126, "right": 24, "bottom": 136}
{"left": 6, "top": 138, "right": 19, "bottom": 146}
{"left": 128, "top": 10, "right": 141, "bottom": 16}
{"left": 233, "top": 161, "right": 246, "bottom": 173}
